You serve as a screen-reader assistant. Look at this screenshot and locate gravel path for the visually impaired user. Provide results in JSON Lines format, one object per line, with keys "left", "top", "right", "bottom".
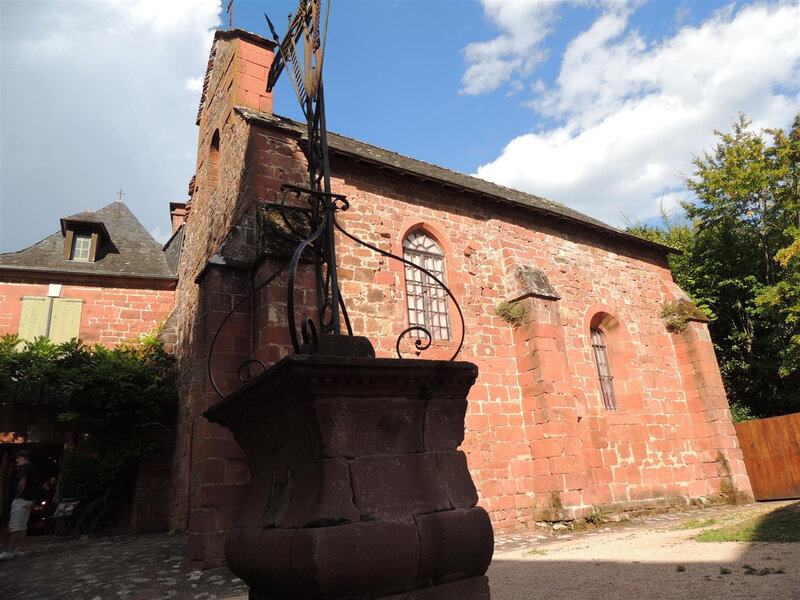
{"left": 1, "top": 500, "right": 797, "bottom": 599}
{"left": 490, "top": 500, "right": 800, "bottom": 600}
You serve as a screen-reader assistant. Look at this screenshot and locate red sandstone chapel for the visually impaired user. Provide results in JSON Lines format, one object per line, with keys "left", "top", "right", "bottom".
{"left": 170, "top": 27, "right": 751, "bottom": 567}
{"left": 0, "top": 24, "right": 752, "bottom": 573}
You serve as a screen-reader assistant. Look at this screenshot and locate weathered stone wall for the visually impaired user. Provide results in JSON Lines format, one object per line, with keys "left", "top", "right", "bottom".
{"left": 0, "top": 280, "right": 174, "bottom": 346}
{"left": 317, "top": 155, "right": 751, "bottom": 528}
{"left": 169, "top": 30, "right": 280, "bottom": 565}
{"left": 173, "top": 29, "right": 752, "bottom": 565}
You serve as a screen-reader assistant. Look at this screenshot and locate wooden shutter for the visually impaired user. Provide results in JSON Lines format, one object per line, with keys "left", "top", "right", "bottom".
{"left": 18, "top": 297, "right": 50, "bottom": 341}
{"left": 49, "top": 298, "right": 83, "bottom": 343}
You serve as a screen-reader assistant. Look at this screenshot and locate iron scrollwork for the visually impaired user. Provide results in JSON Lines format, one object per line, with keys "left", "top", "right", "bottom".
{"left": 206, "top": 0, "right": 466, "bottom": 398}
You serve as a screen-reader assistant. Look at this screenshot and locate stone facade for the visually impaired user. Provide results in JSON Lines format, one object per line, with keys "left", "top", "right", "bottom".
{"left": 171, "top": 29, "right": 752, "bottom": 567}
{"left": 0, "top": 281, "right": 174, "bottom": 347}
{"left": 0, "top": 200, "right": 178, "bottom": 350}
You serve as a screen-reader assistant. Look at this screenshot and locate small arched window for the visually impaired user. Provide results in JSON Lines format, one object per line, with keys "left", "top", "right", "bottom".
{"left": 590, "top": 327, "right": 617, "bottom": 410}
{"left": 403, "top": 231, "right": 451, "bottom": 341}
{"left": 208, "top": 129, "right": 220, "bottom": 190}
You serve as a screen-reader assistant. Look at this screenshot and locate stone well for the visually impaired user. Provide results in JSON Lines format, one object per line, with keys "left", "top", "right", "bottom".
{"left": 205, "top": 354, "right": 493, "bottom": 599}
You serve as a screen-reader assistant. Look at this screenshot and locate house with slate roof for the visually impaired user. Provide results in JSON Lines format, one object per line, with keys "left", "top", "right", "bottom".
{"left": 172, "top": 29, "right": 753, "bottom": 567}
{"left": 0, "top": 200, "right": 178, "bottom": 348}
{"left": 0, "top": 200, "right": 180, "bottom": 531}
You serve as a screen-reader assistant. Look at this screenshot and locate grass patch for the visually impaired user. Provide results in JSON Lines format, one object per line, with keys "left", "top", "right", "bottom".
{"left": 670, "top": 517, "right": 718, "bottom": 530}
{"left": 524, "top": 548, "right": 548, "bottom": 556}
{"left": 696, "top": 503, "right": 800, "bottom": 543}
{"left": 742, "top": 564, "right": 785, "bottom": 576}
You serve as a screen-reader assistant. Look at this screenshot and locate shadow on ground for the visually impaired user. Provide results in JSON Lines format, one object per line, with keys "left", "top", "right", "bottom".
{"left": 0, "top": 533, "right": 247, "bottom": 600}
{"left": 490, "top": 556, "right": 798, "bottom": 600}
{"left": 1, "top": 502, "right": 798, "bottom": 599}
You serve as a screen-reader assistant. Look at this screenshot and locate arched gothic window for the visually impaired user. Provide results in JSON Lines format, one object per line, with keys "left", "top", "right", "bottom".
{"left": 590, "top": 327, "right": 617, "bottom": 410}
{"left": 403, "top": 231, "right": 451, "bottom": 341}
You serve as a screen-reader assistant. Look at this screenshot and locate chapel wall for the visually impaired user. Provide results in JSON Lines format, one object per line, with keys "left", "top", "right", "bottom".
{"left": 173, "top": 30, "right": 750, "bottom": 566}
{"left": 230, "top": 124, "right": 751, "bottom": 530}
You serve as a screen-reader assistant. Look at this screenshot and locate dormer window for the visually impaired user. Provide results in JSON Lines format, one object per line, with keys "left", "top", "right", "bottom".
{"left": 71, "top": 233, "right": 92, "bottom": 261}
{"left": 61, "top": 216, "right": 110, "bottom": 263}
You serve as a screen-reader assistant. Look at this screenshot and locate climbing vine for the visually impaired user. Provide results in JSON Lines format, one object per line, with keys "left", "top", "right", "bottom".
{"left": 0, "top": 334, "right": 176, "bottom": 529}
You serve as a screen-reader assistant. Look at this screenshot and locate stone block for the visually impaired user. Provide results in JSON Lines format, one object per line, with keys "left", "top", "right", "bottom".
{"left": 290, "top": 520, "right": 420, "bottom": 598}
{"left": 236, "top": 472, "right": 272, "bottom": 529}
{"left": 203, "top": 482, "right": 248, "bottom": 508}
{"left": 424, "top": 398, "right": 467, "bottom": 450}
{"left": 416, "top": 508, "right": 494, "bottom": 583}
{"left": 226, "top": 526, "right": 296, "bottom": 597}
{"left": 437, "top": 451, "right": 479, "bottom": 508}
{"left": 279, "top": 459, "right": 359, "bottom": 527}
{"left": 314, "top": 396, "right": 424, "bottom": 457}
{"left": 265, "top": 404, "right": 318, "bottom": 465}
{"left": 350, "top": 454, "right": 450, "bottom": 519}
{"left": 260, "top": 470, "right": 292, "bottom": 528}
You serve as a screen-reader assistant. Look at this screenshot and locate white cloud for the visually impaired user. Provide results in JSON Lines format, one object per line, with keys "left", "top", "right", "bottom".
{"left": 461, "top": 0, "right": 563, "bottom": 95}
{"left": 472, "top": 0, "right": 800, "bottom": 227}
{"left": 185, "top": 77, "right": 205, "bottom": 93}
{"left": 461, "top": 0, "right": 640, "bottom": 96}
{"left": 0, "top": 0, "right": 221, "bottom": 252}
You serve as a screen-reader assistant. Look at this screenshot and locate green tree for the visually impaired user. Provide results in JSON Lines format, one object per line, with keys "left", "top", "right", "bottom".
{"left": 680, "top": 114, "right": 800, "bottom": 417}
{"left": 626, "top": 114, "right": 799, "bottom": 418}
{"left": 754, "top": 115, "right": 800, "bottom": 383}
{"left": 623, "top": 203, "right": 704, "bottom": 312}
{"left": 0, "top": 334, "right": 176, "bottom": 530}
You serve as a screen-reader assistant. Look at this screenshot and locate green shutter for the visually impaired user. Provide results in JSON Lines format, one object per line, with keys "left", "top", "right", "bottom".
{"left": 49, "top": 298, "right": 83, "bottom": 343}
{"left": 18, "top": 297, "right": 50, "bottom": 341}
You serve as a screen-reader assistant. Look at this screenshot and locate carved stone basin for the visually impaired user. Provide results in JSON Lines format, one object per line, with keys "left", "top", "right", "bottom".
{"left": 205, "top": 354, "right": 493, "bottom": 599}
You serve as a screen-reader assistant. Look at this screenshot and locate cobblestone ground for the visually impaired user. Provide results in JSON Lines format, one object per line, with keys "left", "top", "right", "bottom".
{"left": 0, "top": 533, "right": 247, "bottom": 600}
{"left": 0, "top": 501, "right": 793, "bottom": 599}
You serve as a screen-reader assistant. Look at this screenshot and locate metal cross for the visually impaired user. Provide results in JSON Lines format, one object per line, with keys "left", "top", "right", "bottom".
{"left": 207, "top": 0, "right": 466, "bottom": 392}
{"left": 265, "top": 1, "right": 344, "bottom": 340}
{"left": 116, "top": 189, "right": 125, "bottom": 202}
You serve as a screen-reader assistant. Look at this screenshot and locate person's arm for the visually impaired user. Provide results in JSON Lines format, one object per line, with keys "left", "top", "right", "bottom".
{"left": 15, "top": 463, "right": 28, "bottom": 497}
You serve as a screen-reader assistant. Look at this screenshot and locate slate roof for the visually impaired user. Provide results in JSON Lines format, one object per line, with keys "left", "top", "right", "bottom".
{"left": 0, "top": 201, "right": 176, "bottom": 280}
{"left": 237, "top": 107, "right": 676, "bottom": 255}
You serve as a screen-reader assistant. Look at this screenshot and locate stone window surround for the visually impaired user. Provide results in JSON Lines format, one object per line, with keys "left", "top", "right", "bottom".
{"left": 586, "top": 307, "right": 631, "bottom": 411}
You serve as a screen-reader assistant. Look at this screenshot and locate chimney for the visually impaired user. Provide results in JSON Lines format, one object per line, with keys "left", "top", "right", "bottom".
{"left": 196, "top": 29, "right": 277, "bottom": 128}
{"left": 170, "top": 202, "right": 188, "bottom": 235}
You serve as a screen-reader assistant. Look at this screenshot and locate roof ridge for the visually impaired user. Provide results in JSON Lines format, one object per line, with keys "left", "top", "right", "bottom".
{"left": 0, "top": 200, "right": 176, "bottom": 278}
{"left": 236, "top": 107, "right": 597, "bottom": 216}
{"left": 235, "top": 106, "right": 676, "bottom": 255}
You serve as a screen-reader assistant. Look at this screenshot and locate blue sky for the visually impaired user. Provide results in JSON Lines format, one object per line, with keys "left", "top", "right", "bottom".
{"left": 1, "top": 0, "right": 798, "bottom": 253}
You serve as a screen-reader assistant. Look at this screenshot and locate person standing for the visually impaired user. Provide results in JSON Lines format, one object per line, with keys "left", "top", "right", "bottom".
{"left": 0, "top": 450, "right": 38, "bottom": 560}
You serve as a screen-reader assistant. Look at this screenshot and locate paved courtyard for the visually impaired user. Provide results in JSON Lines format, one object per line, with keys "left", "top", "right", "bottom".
{"left": 1, "top": 500, "right": 797, "bottom": 599}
